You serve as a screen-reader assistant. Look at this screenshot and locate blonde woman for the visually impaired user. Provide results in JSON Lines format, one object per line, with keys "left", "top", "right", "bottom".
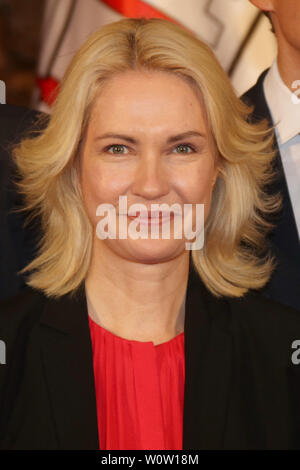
{"left": 0, "top": 18, "right": 299, "bottom": 450}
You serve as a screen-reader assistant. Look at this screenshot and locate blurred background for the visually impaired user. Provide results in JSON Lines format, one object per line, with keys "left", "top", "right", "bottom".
{"left": 0, "top": 0, "right": 276, "bottom": 111}
{"left": 0, "top": 0, "right": 45, "bottom": 106}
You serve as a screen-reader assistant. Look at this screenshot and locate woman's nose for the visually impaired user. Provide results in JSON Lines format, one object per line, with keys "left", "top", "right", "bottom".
{"left": 130, "top": 154, "right": 170, "bottom": 200}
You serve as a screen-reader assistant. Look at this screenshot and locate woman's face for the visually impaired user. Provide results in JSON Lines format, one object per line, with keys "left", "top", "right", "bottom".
{"left": 80, "top": 70, "right": 218, "bottom": 263}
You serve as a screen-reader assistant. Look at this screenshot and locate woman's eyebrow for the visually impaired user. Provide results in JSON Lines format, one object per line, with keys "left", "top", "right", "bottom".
{"left": 94, "top": 130, "right": 206, "bottom": 144}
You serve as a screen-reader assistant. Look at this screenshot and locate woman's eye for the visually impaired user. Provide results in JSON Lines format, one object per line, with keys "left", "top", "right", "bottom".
{"left": 106, "top": 144, "right": 128, "bottom": 154}
{"left": 174, "top": 144, "right": 195, "bottom": 154}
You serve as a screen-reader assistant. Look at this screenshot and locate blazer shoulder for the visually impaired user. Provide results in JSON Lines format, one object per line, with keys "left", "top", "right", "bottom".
{"left": 0, "top": 287, "right": 46, "bottom": 338}
{"left": 228, "top": 291, "right": 300, "bottom": 364}
{"left": 230, "top": 290, "right": 300, "bottom": 328}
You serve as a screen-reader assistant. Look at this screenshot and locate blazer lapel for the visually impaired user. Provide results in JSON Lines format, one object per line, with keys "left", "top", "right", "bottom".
{"left": 39, "top": 285, "right": 99, "bottom": 450}
{"left": 183, "top": 262, "right": 233, "bottom": 450}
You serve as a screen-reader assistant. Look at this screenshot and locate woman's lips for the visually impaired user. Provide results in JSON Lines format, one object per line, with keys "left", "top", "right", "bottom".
{"left": 127, "top": 211, "right": 175, "bottom": 225}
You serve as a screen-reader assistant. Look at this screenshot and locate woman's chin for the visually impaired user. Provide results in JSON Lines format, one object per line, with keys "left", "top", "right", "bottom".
{"left": 104, "top": 237, "right": 187, "bottom": 263}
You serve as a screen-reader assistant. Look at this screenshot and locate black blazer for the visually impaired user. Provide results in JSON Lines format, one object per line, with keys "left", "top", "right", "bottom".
{"left": 242, "top": 72, "right": 300, "bottom": 310}
{"left": 0, "top": 104, "right": 45, "bottom": 301}
{"left": 1, "top": 261, "right": 300, "bottom": 450}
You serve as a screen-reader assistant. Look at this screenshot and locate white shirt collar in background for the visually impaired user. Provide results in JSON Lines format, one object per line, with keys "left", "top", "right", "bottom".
{"left": 263, "top": 59, "right": 300, "bottom": 145}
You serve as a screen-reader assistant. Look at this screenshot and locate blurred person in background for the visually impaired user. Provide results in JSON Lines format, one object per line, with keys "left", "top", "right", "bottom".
{"left": 0, "top": 0, "right": 46, "bottom": 299}
{"left": 243, "top": 0, "right": 300, "bottom": 310}
{"left": 0, "top": 104, "right": 44, "bottom": 300}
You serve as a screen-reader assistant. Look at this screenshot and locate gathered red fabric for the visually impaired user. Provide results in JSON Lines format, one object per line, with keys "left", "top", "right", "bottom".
{"left": 88, "top": 315, "right": 185, "bottom": 450}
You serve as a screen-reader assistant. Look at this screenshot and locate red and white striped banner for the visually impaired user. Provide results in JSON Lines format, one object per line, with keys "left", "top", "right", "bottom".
{"left": 34, "top": 0, "right": 276, "bottom": 112}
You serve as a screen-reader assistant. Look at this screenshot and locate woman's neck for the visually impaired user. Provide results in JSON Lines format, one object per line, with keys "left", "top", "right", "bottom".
{"left": 85, "top": 244, "right": 190, "bottom": 344}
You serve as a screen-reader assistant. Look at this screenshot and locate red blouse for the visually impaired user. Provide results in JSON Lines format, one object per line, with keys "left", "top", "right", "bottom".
{"left": 88, "top": 315, "right": 185, "bottom": 450}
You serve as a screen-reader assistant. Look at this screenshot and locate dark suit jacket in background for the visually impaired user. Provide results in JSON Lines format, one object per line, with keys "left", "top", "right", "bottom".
{"left": 0, "top": 104, "right": 46, "bottom": 301}
{"left": 1, "top": 261, "right": 300, "bottom": 450}
{"left": 242, "top": 71, "right": 300, "bottom": 311}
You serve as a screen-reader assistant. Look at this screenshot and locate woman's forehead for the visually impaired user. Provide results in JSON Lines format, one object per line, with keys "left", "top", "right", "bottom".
{"left": 88, "top": 71, "right": 208, "bottom": 136}
{"left": 94, "top": 69, "right": 202, "bottom": 104}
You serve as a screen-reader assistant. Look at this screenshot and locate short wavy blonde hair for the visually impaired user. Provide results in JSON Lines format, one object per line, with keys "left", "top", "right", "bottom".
{"left": 13, "top": 17, "right": 279, "bottom": 298}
